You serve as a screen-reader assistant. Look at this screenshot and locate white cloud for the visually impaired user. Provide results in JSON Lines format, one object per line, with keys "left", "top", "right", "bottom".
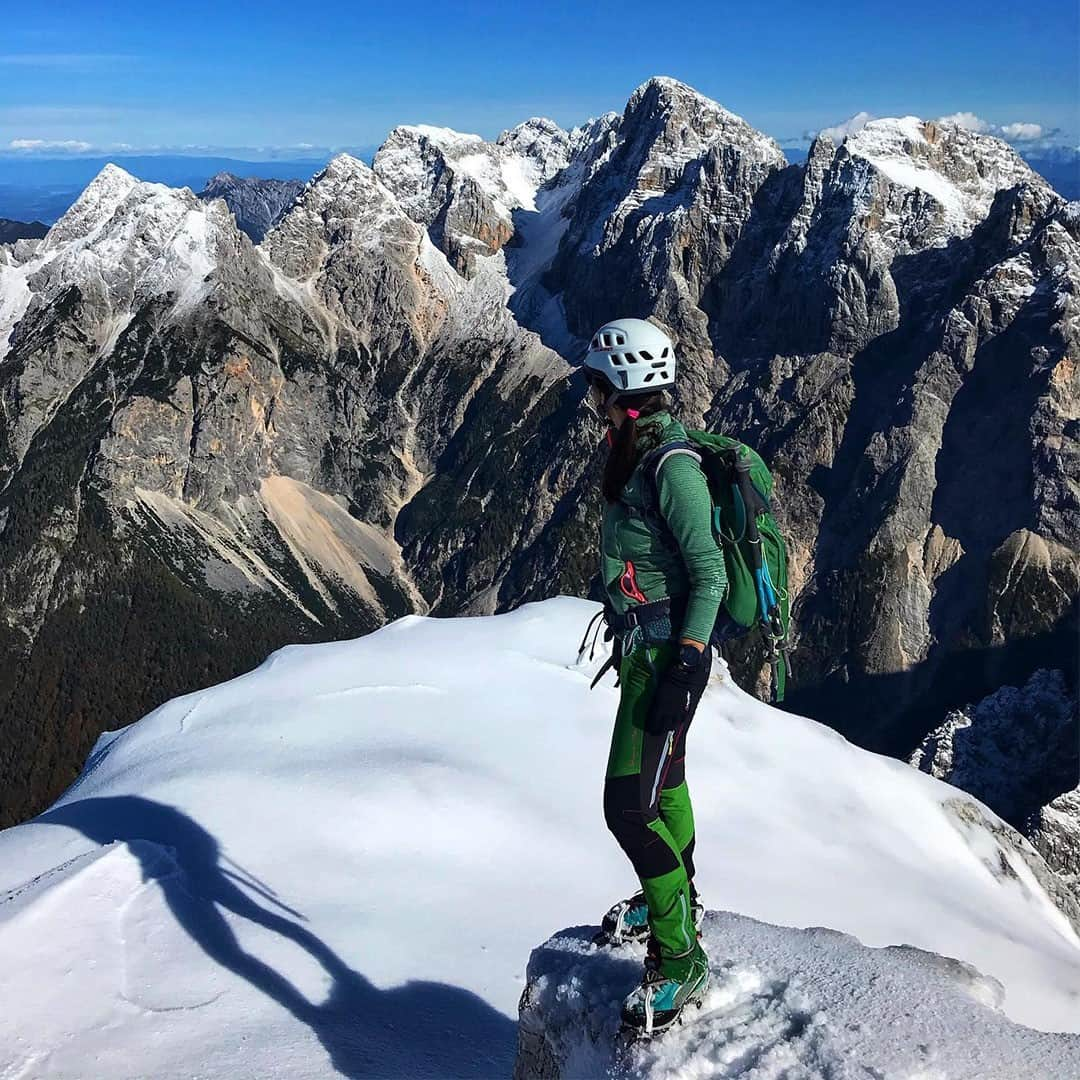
{"left": 937, "top": 111, "right": 990, "bottom": 133}
{"left": 1000, "top": 122, "right": 1044, "bottom": 141}
{"left": 8, "top": 138, "right": 94, "bottom": 153}
{"left": 817, "top": 111, "right": 874, "bottom": 142}
{"left": 936, "top": 113, "right": 1049, "bottom": 145}
{"left": 807, "top": 109, "right": 1057, "bottom": 150}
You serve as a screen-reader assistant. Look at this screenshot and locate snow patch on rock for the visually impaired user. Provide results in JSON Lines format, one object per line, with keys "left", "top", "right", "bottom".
{"left": 515, "top": 915, "right": 1078, "bottom": 1080}
{"left": 845, "top": 117, "right": 1052, "bottom": 247}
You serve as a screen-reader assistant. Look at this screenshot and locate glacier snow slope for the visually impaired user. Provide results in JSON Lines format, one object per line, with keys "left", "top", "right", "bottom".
{"left": 0, "top": 597, "right": 1078, "bottom": 1079}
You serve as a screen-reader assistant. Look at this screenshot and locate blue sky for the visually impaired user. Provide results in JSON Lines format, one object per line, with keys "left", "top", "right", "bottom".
{"left": 1, "top": 0, "right": 1076, "bottom": 156}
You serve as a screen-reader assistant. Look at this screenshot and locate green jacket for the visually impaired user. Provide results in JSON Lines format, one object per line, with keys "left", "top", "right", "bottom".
{"left": 600, "top": 411, "right": 727, "bottom": 645}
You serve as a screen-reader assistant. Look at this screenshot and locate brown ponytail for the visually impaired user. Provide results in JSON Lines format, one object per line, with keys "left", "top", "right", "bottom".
{"left": 602, "top": 393, "right": 668, "bottom": 502}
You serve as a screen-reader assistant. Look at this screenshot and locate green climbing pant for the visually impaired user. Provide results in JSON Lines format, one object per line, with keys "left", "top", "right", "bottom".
{"left": 603, "top": 641, "right": 707, "bottom": 977}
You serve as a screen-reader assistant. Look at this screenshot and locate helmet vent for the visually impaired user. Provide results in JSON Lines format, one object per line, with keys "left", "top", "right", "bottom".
{"left": 644, "top": 372, "right": 655, "bottom": 382}
{"left": 610, "top": 353, "right": 622, "bottom": 366}
{"left": 639, "top": 350, "right": 653, "bottom": 361}
{"left": 651, "top": 361, "right": 666, "bottom": 369}
{"left": 661, "top": 347, "right": 670, "bottom": 357}
{"left": 624, "top": 352, "right": 638, "bottom": 364}
{"left": 615, "top": 334, "right": 625, "bottom": 345}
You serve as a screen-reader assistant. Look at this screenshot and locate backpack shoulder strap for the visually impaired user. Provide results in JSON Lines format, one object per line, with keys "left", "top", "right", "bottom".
{"left": 636, "top": 440, "right": 704, "bottom": 545}
{"left": 640, "top": 440, "right": 702, "bottom": 493}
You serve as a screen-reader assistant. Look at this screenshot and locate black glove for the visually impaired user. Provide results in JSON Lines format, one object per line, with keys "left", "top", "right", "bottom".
{"left": 646, "top": 648, "right": 711, "bottom": 735}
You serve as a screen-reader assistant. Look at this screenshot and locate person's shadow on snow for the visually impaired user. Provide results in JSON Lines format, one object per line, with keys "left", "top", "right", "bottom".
{"left": 38, "top": 796, "right": 515, "bottom": 1079}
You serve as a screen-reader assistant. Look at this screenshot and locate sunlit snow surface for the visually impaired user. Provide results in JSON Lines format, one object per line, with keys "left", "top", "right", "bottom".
{"left": 0, "top": 598, "right": 1078, "bottom": 1078}
{"left": 521, "top": 916, "right": 1080, "bottom": 1079}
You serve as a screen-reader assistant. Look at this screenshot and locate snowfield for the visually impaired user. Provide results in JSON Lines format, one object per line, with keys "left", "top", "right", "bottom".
{"left": 1, "top": 598, "right": 1078, "bottom": 1078}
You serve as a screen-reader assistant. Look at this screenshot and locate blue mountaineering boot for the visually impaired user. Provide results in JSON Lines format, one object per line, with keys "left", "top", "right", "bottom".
{"left": 595, "top": 884, "right": 704, "bottom": 946}
{"left": 621, "top": 936, "right": 710, "bottom": 1037}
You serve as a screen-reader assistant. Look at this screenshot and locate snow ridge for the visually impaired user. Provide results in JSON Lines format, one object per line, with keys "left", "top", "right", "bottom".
{"left": 0, "top": 598, "right": 1077, "bottom": 1080}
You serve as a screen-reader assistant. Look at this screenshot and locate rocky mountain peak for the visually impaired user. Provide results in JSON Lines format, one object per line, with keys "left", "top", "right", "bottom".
{"left": 496, "top": 117, "right": 571, "bottom": 180}
{"left": 545, "top": 80, "right": 788, "bottom": 390}
{"left": 196, "top": 172, "right": 305, "bottom": 243}
{"left": 265, "top": 151, "right": 410, "bottom": 257}
{"left": 33, "top": 177, "right": 229, "bottom": 311}
{"left": 372, "top": 120, "right": 557, "bottom": 276}
{"left": 203, "top": 169, "right": 240, "bottom": 187}
{"left": 841, "top": 116, "right": 1053, "bottom": 246}
{"left": 622, "top": 75, "right": 785, "bottom": 167}
{"left": 317, "top": 151, "right": 378, "bottom": 187}
{"left": 43, "top": 162, "right": 140, "bottom": 248}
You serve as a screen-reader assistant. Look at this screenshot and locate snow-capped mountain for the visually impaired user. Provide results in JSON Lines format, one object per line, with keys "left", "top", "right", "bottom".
{"left": 196, "top": 172, "right": 305, "bottom": 243}
{"left": 1, "top": 600, "right": 1077, "bottom": 1079}
{"left": 372, "top": 118, "right": 572, "bottom": 275}
{"left": 0, "top": 76, "right": 1076, "bottom": 833}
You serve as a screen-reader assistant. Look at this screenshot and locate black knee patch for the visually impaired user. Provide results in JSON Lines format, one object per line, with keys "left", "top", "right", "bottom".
{"left": 604, "top": 775, "right": 680, "bottom": 880}
{"left": 681, "top": 836, "right": 696, "bottom": 882}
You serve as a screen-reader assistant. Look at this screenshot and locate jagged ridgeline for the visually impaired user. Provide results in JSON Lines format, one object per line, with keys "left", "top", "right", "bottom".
{"left": 0, "top": 77, "right": 1077, "bottom": 826}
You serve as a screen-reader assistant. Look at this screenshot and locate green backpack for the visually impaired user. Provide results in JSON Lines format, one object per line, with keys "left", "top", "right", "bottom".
{"left": 637, "top": 431, "right": 794, "bottom": 702}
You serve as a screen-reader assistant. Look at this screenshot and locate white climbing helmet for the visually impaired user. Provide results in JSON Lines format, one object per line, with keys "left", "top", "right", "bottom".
{"left": 583, "top": 318, "right": 676, "bottom": 398}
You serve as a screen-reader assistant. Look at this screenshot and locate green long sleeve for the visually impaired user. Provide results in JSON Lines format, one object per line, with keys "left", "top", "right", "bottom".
{"left": 655, "top": 453, "right": 727, "bottom": 644}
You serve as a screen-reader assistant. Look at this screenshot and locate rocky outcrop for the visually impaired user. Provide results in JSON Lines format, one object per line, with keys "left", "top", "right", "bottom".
{"left": 196, "top": 172, "right": 305, "bottom": 242}
{"left": 0, "top": 76, "right": 1077, "bottom": 825}
{"left": 943, "top": 796, "right": 1080, "bottom": 935}
{"left": 514, "top": 916, "right": 1079, "bottom": 1079}
{"left": 1029, "top": 789, "right": 1080, "bottom": 890}
{"left": 913, "top": 670, "right": 1080, "bottom": 893}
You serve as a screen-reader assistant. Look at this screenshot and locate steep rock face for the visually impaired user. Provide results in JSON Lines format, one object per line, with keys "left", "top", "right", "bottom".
{"left": 707, "top": 166, "right": 1077, "bottom": 750}
{"left": 913, "top": 670, "right": 1080, "bottom": 892}
{"left": 1029, "top": 789, "right": 1080, "bottom": 889}
{"left": 196, "top": 172, "right": 305, "bottom": 242}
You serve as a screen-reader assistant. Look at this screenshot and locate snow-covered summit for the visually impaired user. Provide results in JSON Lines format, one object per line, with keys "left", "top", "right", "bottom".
{"left": 33, "top": 167, "right": 230, "bottom": 315}
{"left": 0, "top": 163, "right": 237, "bottom": 366}
{"left": 496, "top": 117, "right": 573, "bottom": 181}
{"left": 841, "top": 115, "right": 1054, "bottom": 246}
{"left": 375, "top": 122, "right": 550, "bottom": 217}
{"left": 0, "top": 599, "right": 1078, "bottom": 1077}
{"left": 43, "top": 162, "right": 140, "bottom": 248}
